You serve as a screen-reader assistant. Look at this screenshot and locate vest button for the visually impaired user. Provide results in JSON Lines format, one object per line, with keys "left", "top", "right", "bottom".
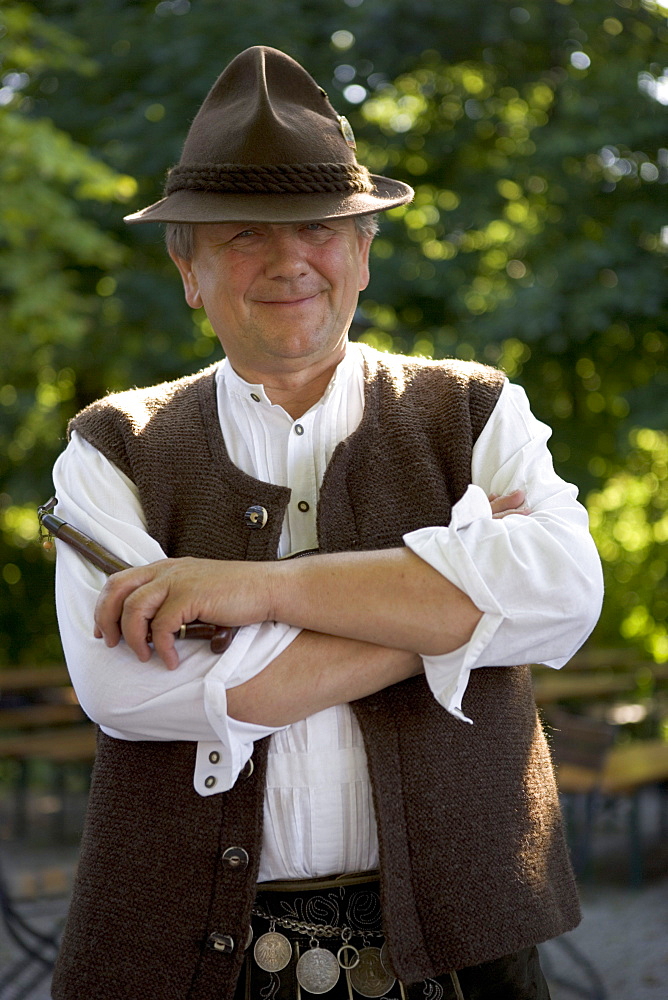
{"left": 222, "top": 846, "right": 249, "bottom": 870}
{"left": 244, "top": 505, "right": 268, "bottom": 529}
{"left": 240, "top": 758, "right": 255, "bottom": 779}
{"left": 207, "top": 932, "right": 235, "bottom": 954}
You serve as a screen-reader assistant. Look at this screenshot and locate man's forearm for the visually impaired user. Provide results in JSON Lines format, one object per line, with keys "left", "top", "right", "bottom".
{"left": 95, "top": 546, "right": 482, "bottom": 669}
{"left": 227, "top": 629, "right": 422, "bottom": 727}
{"left": 267, "top": 547, "right": 482, "bottom": 655}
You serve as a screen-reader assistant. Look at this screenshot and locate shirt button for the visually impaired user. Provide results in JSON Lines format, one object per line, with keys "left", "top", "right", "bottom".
{"left": 222, "top": 846, "right": 249, "bottom": 870}
{"left": 250, "top": 393, "right": 261, "bottom": 402}
{"left": 294, "top": 423, "right": 304, "bottom": 435}
{"left": 204, "top": 775, "right": 217, "bottom": 789}
{"left": 297, "top": 501, "right": 310, "bottom": 513}
{"left": 240, "top": 758, "right": 255, "bottom": 779}
{"left": 209, "top": 750, "right": 220, "bottom": 764}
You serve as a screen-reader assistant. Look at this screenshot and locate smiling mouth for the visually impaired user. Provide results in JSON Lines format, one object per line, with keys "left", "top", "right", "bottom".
{"left": 254, "top": 292, "right": 322, "bottom": 305}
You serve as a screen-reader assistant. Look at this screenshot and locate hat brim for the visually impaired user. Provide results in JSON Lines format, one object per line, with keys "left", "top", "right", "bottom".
{"left": 124, "top": 174, "right": 413, "bottom": 225}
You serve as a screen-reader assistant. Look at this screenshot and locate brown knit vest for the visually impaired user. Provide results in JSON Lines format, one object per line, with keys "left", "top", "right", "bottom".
{"left": 52, "top": 346, "right": 580, "bottom": 1000}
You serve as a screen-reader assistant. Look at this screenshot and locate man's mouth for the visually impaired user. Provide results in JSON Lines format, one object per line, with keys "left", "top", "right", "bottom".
{"left": 254, "top": 292, "right": 322, "bottom": 305}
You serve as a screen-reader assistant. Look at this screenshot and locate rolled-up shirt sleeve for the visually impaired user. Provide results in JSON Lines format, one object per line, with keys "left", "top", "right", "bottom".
{"left": 52, "top": 432, "right": 298, "bottom": 791}
{"left": 403, "top": 381, "right": 604, "bottom": 723}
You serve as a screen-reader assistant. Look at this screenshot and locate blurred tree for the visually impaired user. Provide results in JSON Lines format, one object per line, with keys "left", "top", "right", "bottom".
{"left": 0, "top": 0, "right": 666, "bottom": 662}
{"left": 352, "top": 0, "right": 668, "bottom": 495}
{"left": 588, "top": 428, "right": 668, "bottom": 662}
{"left": 0, "top": 2, "right": 136, "bottom": 661}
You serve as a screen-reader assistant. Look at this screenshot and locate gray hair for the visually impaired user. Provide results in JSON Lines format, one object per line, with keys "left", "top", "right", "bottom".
{"left": 165, "top": 214, "right": 379, "bottom": 261}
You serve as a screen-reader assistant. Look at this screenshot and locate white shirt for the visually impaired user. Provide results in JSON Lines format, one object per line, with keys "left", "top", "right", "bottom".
{"left": 52, "top": 343, "right": 603, "bottom": 880}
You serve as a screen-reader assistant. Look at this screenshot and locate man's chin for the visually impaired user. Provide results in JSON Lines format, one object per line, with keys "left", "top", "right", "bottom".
{"left": 258, "top": 330, "right": 346, "bottom": 366}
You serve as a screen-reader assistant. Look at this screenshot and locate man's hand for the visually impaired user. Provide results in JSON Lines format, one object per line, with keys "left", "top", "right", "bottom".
{"left": 489, "top": 489, "right": 530, "bottom": 519}
{"left": 94, "top": 557, "right": 271, "bottom": 670}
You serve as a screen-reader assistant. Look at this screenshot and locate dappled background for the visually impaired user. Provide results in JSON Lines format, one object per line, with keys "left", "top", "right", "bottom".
{"left": 1, "top": 0, "right": 667, "bottom": 674}
{"left": 2, "top": 9, "right": 667, "bottom": 997}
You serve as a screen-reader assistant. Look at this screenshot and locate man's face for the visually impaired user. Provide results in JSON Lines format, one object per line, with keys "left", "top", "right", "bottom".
{"left": 171, "top": 218, "right": 372, "bottom": 379}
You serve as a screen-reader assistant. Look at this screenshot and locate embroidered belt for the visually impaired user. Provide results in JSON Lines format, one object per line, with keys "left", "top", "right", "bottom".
{"left": 235, "top": 871, "right": 465, "bottom": 1000}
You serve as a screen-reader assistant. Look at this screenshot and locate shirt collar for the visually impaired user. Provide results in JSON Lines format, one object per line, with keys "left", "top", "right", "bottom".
{"left": 217, "top": 342, "right": 362, "bottom": 412}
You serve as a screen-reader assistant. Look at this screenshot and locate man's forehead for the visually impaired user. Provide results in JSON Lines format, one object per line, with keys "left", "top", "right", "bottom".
{"left": 196, "top": 218, "right": 354, "bottom": 232}
{"left": 191, "top": 218, "right": 358, "bottom": 248}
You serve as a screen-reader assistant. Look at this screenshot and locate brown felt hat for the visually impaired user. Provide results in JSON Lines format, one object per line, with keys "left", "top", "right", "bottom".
{"left": 124, "top": 45, "right": 413, "bottom": 225}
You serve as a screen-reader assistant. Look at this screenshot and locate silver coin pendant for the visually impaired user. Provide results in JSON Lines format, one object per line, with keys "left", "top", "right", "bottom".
{"left": 380, "top": 941, "right": 395, "bottom": 976}
{"left": 254, "top": 930, "right": 292, "bottom": 972}
{"left": 348, "top": 946, "right": 395, "bottom": 997}
{"left": 296, "top": 946, "right": 341, "bottom": 994}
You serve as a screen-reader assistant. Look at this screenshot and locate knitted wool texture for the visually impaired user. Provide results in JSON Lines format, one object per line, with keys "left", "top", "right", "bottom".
{"left": 52, "top": 346, "right": 580, "bottom": 1000}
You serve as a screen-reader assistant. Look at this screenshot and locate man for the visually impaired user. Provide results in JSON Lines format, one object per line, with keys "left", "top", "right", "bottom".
{"left": 50, "top": 46, "right": 603, "bottom": 1000}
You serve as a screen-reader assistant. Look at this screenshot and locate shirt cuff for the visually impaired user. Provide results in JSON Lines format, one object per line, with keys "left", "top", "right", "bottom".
{"left": 404, "top": 484, "right": 506, "bottom": 617}
{"left": 197, "top": 621, "right": 299, "bottom": 794}
{"left": 404, "top": 484, "right": 508, "bottom": 724}
{"left": 420, "top": 613, "right": 503, "bottom": 724}
{"left": 194, "top": 720, "right": 278, "bottom": 795}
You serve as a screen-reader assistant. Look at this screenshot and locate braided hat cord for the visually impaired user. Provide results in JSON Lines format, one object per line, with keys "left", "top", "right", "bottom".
{"left": 165, "top": 162, "right": 375, "bottom": 196}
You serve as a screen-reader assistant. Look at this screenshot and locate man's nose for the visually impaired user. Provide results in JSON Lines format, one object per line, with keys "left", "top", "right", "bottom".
{"left": 263, "top": 232, "right": 309, "bottom": 279}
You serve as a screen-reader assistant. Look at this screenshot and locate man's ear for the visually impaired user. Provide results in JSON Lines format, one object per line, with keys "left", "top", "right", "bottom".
{"left": 169, "top": 250, "right": 202, "bottom": 309}
{"left": 357, "top": 235, "right": 372, "bottom": 293}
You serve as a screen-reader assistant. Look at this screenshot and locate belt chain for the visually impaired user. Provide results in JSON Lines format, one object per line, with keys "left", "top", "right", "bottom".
{"left": 252, "top": 905, "right": 384, "bottom": 941}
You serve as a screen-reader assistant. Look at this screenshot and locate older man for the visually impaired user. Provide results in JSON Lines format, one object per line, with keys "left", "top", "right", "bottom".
{"left": 51, "top": 46, "right": 602, "bottom": 1000}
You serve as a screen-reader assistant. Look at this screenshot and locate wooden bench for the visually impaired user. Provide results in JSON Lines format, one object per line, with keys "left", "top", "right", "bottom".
{"left": 0, "top": 665, "right": 95, "bottom": 840}
{"left": 532, "top": 662, "right": 668, "bottom": 705}
{"left": 0, "top": 704, "right": 86, "bottom": 729}
{"left": 0, "top": 727, "right": 96, "bottom": 763}
{"left": 533, "top": 671, "right": 639, "bottom": 704}
{"left": 556, "top": 739, "right": 668, "bottom": 797}
{"left": 2, "top": 665, "right": 68, "bottom": 686}
{"left": 546, "top": 709, "right": 668, "bottom": 883}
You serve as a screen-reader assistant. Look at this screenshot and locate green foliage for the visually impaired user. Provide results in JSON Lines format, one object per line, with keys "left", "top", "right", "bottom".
{"left": 0, "top": 0, "right": 666, "bottom": 663}
{"left": 588, "top": 429, "right": 668, "bottom": 661}
{"left": 0, "top": 2, "right": 135, "bottom": 661}
{"left": 350, "top": 0, "right": 668, "bottom": 492}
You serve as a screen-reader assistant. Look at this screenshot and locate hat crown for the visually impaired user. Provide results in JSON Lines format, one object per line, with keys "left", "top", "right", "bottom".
{"left": 124, "top": 45, "right": 413, "bottom": 224}
{"left": 180, "top": 45, "right": 356, "bottom": 168}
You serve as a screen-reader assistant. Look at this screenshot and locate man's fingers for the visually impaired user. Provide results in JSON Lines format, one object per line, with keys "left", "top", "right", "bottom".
{"left": 143, "top": 617, "right": 179, "bottom": 670}
{"left": 95, "top": 564, "right": 169, "bottom": 663}
{"left": 489, "top": 489, "right": 530, "bottom": 519}
{"left": 118, "top": 591, "right": 156, "bottom": 663}
{"left": 140, "top": 600, "right": 191, "bottom": 670}
{"left": 95, "top": 566, "right": 156, "bottom": 631}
